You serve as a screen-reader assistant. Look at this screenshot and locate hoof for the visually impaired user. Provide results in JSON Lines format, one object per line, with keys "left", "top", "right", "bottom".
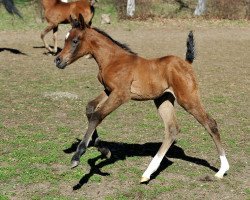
{"left": 214, "top": 173, "right": 223, "bottom": 179}
{"left": 140, "top": 176, "right": 150, "bottom": 184}
{"left": 104, "top": 149, "right": 111, "bottom": 159}
{"left": 71, "top": 160, "right": 80, "bottom": 169}
{"left": 44, "top": 51, "right": 53, "bottom": 56}
{"left": 99, "top": 147, "right": 111, "bottom": 159}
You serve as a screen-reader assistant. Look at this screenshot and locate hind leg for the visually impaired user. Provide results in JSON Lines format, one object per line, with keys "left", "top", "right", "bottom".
{"left": 178, "top": 93, "right": 229, "bottom": 178}
{"left": 41, "top": 23, "right": 55, "bottom": 53}
{"left": 141, "top": 93, "right": 179, "bottom": 183}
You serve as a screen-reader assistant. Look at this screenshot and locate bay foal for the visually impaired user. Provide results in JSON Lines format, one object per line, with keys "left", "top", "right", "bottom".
{"left": 41, "top": 0, "right": 95, "bottom": 53}
{"left": 55, "top": 15, "right": 229, "bottom": 183}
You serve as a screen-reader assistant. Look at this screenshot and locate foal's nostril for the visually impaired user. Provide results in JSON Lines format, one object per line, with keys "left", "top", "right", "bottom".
{"left": 55, "top": 56, "right": 61, "bottom": 65}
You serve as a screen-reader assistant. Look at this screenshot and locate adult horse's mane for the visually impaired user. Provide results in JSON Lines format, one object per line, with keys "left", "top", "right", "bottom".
{"left": 92, "top": 27, "right": 137, "bottom": 55}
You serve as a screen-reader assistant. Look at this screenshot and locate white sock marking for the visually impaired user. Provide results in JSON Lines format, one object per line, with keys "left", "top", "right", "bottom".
{"left": 142, "top": 154, "right": 164, "bottom": 179}
{"left": 215, "top": 155, "right": 229, "bottom": 178}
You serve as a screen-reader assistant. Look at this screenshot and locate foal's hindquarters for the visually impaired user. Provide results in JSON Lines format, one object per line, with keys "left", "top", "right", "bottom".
{"left": 140, "top": 59, "right": 229, "bottom": 182}
{"left": 140, "top": 92, "right": 230, "bottom": 182}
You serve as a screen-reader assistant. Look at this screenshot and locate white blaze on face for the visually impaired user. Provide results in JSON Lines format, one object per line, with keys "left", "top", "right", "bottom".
{"left": 65, "top": 32, "right": 70, "bottom": 40}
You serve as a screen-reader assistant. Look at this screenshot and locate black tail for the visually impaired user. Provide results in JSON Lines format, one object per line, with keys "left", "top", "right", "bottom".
{"left": 185, "top": 31, "right": 195, "bottom": 64}
{"left": 2, "top": 0, "right": 22, "bottom": 18}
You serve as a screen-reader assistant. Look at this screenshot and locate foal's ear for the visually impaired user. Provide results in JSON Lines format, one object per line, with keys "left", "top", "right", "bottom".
{"left": 79, "top": 14, "right": 87, "bottom": 30}
{"left": 69, "top": 15, "right": 74, "bottom": 26}
{"left": 69, "top": 15, "right": 78, "bottom": 28}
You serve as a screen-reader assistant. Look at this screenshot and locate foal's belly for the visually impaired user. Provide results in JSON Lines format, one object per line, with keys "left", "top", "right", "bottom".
{"left": 130, "top": 80, "right": 167, "bottom": 101}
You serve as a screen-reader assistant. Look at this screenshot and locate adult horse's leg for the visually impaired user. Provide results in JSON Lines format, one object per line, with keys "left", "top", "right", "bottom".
{"left": 71, "top": 90, "right": 129, "bottom": 168}
{"left": 177, "top": 92, "right": 229, "bottom": 178}
{"left": 52, "top": 26, "right": 58, "bottom": 53}
{"left": 141, "top": 93, "right": 179, "bottom": 183}
{"left": 41, "top": 23, "right": 56, "bottom": 53}
{"left": 86, "top": 91, "right": 111, "bottom": 158}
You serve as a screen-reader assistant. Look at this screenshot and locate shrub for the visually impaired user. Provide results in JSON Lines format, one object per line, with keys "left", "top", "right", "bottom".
{"left": 114, "top": 0, "right": 198, "bottom": 20}
{"left": 206, "top": 0, "right": 250, "bottom": 20}
{"left": 115, "top": 0, "right": 154, "bottom": 20}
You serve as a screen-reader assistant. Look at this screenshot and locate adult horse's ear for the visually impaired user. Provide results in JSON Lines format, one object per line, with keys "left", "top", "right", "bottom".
{"left": 79, "top": 14, "right": 86, "bottom": 29}
{"left": 90, "top": 0, "right": 95, "bottom": 6}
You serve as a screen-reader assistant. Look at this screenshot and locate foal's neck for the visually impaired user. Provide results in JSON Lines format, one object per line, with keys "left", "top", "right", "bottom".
{"left": 87, "top": 29, "right": 132, "bottom": 70}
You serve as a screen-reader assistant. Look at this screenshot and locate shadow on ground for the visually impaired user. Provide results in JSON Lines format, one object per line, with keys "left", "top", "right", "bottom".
{"left": 0, "top": 47, "right": 27, "bottom": 55}
{"left": 64, "top": 139, "right": 218, "bottom": 190}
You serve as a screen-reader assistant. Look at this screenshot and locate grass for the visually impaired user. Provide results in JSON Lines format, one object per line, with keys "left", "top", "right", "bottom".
{"left": 0, "top": 2, "right": 44, "bottom": 30}
{"left": 107, "top": 184, "right": 176, "bottom": 200}
{"left": 0, "top": 2, "right": 250, "bottom": 200}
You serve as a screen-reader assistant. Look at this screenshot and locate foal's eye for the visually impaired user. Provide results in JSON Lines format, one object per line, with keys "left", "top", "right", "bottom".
{"left": 72, "top": 39, "right": 78, "bottom": 45}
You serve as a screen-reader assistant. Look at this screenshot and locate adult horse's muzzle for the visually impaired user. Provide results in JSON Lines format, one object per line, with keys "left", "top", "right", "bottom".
{"left": 54, "top": 56, "right": 67, "bottom": 69}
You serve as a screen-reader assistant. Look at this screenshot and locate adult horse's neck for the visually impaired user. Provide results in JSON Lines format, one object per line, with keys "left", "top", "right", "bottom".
{"left": 86, "top": 28, "right": 134, "bottom": 70}
{"left": 42, "top": 0, "right": 59, "bottom": 9}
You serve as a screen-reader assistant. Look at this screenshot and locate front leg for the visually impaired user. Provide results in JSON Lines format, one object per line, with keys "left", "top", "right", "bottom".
{"left": 52, "top": 26, "right": 58, "bottom": 54}
{"left": 71, "top": 90, "right": 129, "bottom": 168}
{"left": 86, "top": 91, "right": 111, "bottom": 158}
{"left": 41, "top": 23, "right": 55, "bottom": 53}
{"left": 89, "top": 130, "right": 111, "bottom": 158}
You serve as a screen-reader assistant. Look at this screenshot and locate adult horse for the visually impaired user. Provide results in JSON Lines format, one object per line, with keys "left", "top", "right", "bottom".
{"left": 0, "top": 0, "right": 22, "bottom": 18}
{"left": 54, "top": 15, "right": 229, "bottom": 183}
{"left": 41, "top": 0, "right": 95, "bottom": 54}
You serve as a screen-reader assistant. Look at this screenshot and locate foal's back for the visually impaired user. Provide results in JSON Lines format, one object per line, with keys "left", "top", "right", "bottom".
{"left": 124, "top": 55, "right": 196, "bottom": 101}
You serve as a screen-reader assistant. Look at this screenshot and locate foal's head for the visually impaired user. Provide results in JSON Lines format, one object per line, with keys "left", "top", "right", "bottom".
{"left": 55, "top": 15, "right": 89, "bottom": 69}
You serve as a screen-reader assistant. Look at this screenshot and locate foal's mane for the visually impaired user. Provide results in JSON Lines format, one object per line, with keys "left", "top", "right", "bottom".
{"left": 92, "top": 27, "right": 137, "bottom": 55}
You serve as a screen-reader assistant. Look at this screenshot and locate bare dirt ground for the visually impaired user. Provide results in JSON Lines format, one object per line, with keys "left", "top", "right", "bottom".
{"left": 0, "top": 21, "right": 250, "bottom": 199}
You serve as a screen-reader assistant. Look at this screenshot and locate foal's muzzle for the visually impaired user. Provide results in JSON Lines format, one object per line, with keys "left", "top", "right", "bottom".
{"left": 54, "top": 56, "right": 67, "bottom": 69}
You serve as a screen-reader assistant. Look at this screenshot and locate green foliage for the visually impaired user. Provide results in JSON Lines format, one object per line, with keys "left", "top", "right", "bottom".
{"left": 245, "top": 188, "right": 250, "bottom": 195}
{"left": 0, "top": 195, "right": 9, "bottom": 200}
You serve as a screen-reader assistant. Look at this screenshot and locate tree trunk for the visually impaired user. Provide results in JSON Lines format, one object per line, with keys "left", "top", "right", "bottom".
{"left": 194, "top": 0, "right": 206, "bottom": 16}
{"left": 127, "top": 0, "right": 135, "bottom": 16}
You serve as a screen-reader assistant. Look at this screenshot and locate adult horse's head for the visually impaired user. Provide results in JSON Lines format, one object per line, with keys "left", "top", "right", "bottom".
{"left": 55, "top": 14, "right": 89, "bottom": 69}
